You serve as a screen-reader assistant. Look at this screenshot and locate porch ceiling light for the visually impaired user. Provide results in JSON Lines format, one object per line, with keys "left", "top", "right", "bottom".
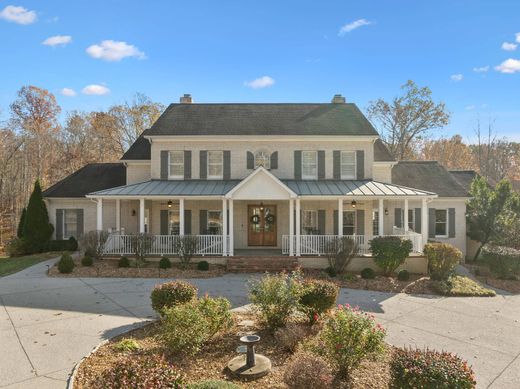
{"left": 384, "top": 208, "right": 389, "bottom": 216}
{"left": 260, "top": 202, "right": 264, "bottom": 211}
{"left": 351, "top": 200, "right": 357, "bottom": 209}
{"left": 167, "top": 200, "right": 173, "bottom": 208}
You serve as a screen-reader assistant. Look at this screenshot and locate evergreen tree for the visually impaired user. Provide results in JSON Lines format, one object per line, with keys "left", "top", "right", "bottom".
{"left": 17, "top": 208, "right": 26, "bottom": 238}
{"left": 22, "top": 180, "right": 53, "bottom": 253}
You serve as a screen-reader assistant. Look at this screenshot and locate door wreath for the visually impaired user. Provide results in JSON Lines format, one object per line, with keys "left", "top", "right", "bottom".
{"left": 250, "top": 214, "right": 260, "bottom": 224}
{"left": 265, "top": 214, "right": 276, "bottom": 224}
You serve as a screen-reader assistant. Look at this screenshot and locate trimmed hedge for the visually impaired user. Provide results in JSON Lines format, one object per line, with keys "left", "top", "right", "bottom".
{"left": 118, "top": 256, "right": 130, "bottom": 268}
{"left": 299, "top": 279, "right": 339, "bottom": 322}
{"left": 159, "top": 256, "right": 172, "bottom": 269}
{"left": 81, "top": 255, "right": 94, "bottom": 267}
{"left": 47, "top": 237, "right": 78, "bottom": 252}
{"left": 57, "top": 253, "right": 75, "bottom": 273}
{"left": 425, "top": 242, "right": 462, "bottom": 281}
{"left": 197, "top": 260, "right": 210, "bottom": 271}
{"left": 361, "top": 268, "right": 375, "bottom": 279}
{"left": 151, "top": 281, "right": 198, "bottom": 314}
{"left": 397, "top": 269, "right": 410, "bottom": 281}
{"left": 370, "top": 236, "right": 413, "bottom": 276}
{"left": 481, "top": 245, "right": 520, "bottom": 280}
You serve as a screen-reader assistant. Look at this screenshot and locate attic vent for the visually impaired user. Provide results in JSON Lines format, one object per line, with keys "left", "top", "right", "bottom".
{"left": 180, "top": 94, "right": 193, "bottom": 104}
{"left": 331, "top": 94, "right": 346, "bottom": 104}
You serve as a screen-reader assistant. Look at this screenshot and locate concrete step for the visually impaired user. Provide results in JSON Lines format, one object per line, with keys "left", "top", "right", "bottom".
{"left": 226, "top": 257, "right": 299, "bottom": 273}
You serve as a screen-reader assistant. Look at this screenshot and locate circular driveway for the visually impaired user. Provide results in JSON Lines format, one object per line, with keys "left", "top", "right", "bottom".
{"left": 0, "top": 257, "right": 518, "bottom": 388}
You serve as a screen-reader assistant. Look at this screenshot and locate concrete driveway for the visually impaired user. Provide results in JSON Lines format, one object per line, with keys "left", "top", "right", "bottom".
{"left": 0, "top": 258, "right": 519, "bottom": 388}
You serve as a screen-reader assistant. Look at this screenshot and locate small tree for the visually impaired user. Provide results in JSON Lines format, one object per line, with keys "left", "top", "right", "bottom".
{"left": 23, "top": 180, "right": 53, "bottom": 253}
{"left": 323, "top": 236, "right": 358, "bottom": 274}
{"left": 370, "top": 236, "right": 413, "bottom": 276}
{"left": 173, "top": 235, "right": 199, "bottom": 269}
{"left": 17, "top": 208, "right": 26, "bottom": 238}
{"left": 131, "top": 233, "right": 155, "bottom": 265}
{"left": 80, "top": 230, "right": 110, "bottom": 260}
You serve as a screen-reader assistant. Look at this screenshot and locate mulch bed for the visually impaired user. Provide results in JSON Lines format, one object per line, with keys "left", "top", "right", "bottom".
{"left": 465, "top": 264, "right": 520, "bottom": 294}
{"left": 74, "top": 313, "right": 391, "bottom": 389}
{"left": 48, "top": 258, "right": 226, "bottom": 279}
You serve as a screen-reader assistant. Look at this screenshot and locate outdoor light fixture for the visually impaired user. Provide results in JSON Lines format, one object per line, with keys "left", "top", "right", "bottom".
{"left": 260, "top": 202, "right": 264, "bottom": 211}
{"left": 351, "top": 200, "right": 357, "bottom": 209}
{"left": 167, "top": 200, "right": 173, "bottom": 208}
{"left": 384, "top": 208, "right": 389, "bottom": 216}
{"left": 132, "top": 209, "right": 136, "bottom": 216}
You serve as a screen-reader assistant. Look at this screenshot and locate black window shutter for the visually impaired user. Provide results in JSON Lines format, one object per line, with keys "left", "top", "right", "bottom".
{"left": 318, "top": 150, "right": 325, "bottom": 180}
{"left": 414, "top": 208, "right": 421, "bottom": 233}
{"left": 200, "top": 151, "right": 207, "bottom": 179}
{"left": 394, "top": 208, "right": 402, "bottom": 228}
{"left": 356, "top": 150, "right": 365, "bottom": 179}
{"left": 333, "top": 210, "right": 338, "bottom": 235}
{"left": 428, "top": 208, "right": 436, "bottom": 238}
{"left": 184, "top": 210, "right": 192, "bottom": 235}
{"left": 160, "top": 151, "right": 168, "bottom": 180}
{"left": 294, "top": 150, "right": 302, "bottom": 180}
{"left": 356, "top": 209, "right": 365, "bottom": 235}
{"left": 270, "top": 151, "right": 278, "bottom": 169}
{"left": 184, "top": 151, "right": 192, "bottom": 180}
{"left": 318, "top": 210, "right": 326, "bottom": 235}
{"left": 247, "top": 151, "right": 254, "bottom": 169}
{"left": 333, "top": 151, "right": 341, "bottom": 179}
{"left": 56, "top": 209, "right": 64, "bottom": 240}
{"left": 199, "top": 210, "right": 208, "bottom": 234}
{"left": 76, "top": 209, "right": 84, "bottom": 237}
{"left": 448, "top": 208, "right": 456, "bottom": 238}
{"left": 160, "top": 210, "right": 168, "bottom": 235}
{"left": 223, "top": 151, "right": 231, "bottom": 180}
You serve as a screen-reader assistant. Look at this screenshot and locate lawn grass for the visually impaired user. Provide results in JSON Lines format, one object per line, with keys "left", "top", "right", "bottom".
{"left": 0, "top": 252, "right": 64, "bottom": 277}
{"left": 432, "top": 275, "right": 496, "bottom": 297}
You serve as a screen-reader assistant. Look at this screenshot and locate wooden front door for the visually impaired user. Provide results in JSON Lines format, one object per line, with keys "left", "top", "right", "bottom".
{"left": 248, "top": 205, "right": 277, "bottom": 246}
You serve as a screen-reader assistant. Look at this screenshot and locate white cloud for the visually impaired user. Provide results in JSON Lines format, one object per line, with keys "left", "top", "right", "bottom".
{"left": 60, "top": 88, "right": 76, "bottom": 97}
{"left": 338, "top": 19, "right": 371, "bottom": 36}
{"left": 42, "top": 35, "right": 72, "bottom": 47}
{"left": 450, "top": 74, "right": 464, "bottom": 81}
{"left": 501, "top": 42, "right": 517, "bottom": 51}
{"left": 495, "top": 58, "right": 520, "bottom": 74}
{"left": 516, "top": 32, "right": 520, "bottom": 43}
{"left": 82, "top": 84, "right": 110, "bottom": 95}
{"left": 86, "top": 40, "right": 145, "bottom": 61}
{"left": 0, "top": 5, "right": 37, "bottom": 24}
{"left": 465, "top": 105, "right": 476, "bottom": 111}
{"left": 244, "top": 76, "right": 275, "bottom": 89}
{"left": 473, "top": 65, "right": 489, "bottom": 73}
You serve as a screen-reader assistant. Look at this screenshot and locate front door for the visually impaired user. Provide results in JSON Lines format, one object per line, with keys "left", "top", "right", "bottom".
{"left": 248, "top": 205, "right": 277, "bottom": 246}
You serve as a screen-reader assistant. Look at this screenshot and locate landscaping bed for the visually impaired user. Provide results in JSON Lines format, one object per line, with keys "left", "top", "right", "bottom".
{"left": 48, "top": 258, "right": 225, "bottom": 278}
{"left": 466, "top": 263, "right": 520, "bottom": 294}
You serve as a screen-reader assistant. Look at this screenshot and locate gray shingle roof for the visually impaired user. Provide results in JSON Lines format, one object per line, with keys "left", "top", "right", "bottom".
{"left": 145, "top": 103, "right": 379, "bottom": 137}
{"left": 449, "top": 170, "right": 478, "bottom": 192}
{"left": 393, "top": 161, "right": 469, "bottom": 197}
{"left": 43, "top": 163, "right": 126, "bottom": 198}
{"left": 121, "top": 131, "right": 151, "bottom": 160}
{"left": 374, "top": 139, "right": 395, "bottom": 162}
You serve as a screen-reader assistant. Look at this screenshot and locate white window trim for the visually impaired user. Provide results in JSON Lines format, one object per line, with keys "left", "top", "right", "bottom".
{"left": 342, "top": 210, "right": 356, "bottom": 236}
{"left": 168, "top": 151, "right": 184, "bottom": 179}
{"left": 207, "top": 151, "right": 224, "bottom": 180}
{"left": 435, "top": 208, "right": 449, "bottom": 238}
{"left": 302, "top": 150, "right": 318, "bottom": 180}
{"left": 340, "top": 151, "right": 356, "bottom": 180}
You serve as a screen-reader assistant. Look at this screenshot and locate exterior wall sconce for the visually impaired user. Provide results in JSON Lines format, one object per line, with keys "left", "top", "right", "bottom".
{"left": 167, "top": 200, "right": 173, "bottom": 208}
{"left": 384, "top": 208, "right": 389, "bottom": 216}
{"left": 351, "top": 200, "right": 357, "bottom": 209}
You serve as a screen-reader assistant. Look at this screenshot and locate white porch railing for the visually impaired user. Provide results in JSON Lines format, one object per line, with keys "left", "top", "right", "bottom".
{"left": 282, "top": 234, "right": 423, "bottom": 256}
{"left": 103, "top": 234, "right": 227, "bottom": 256}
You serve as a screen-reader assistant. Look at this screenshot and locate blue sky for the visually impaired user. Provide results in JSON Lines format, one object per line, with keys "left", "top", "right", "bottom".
{"left": 1, "top": 0, "right": 519, "bottom": 141}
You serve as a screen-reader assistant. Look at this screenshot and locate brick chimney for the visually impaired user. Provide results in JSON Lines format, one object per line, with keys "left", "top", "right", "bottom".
{"left": 179, "top": 94, "right": 193, "bottom": 103}
{"left": 331, "top": 94, "right": 346, "bottom": 104}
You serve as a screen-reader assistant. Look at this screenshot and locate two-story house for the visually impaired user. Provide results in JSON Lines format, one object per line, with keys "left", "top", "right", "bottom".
{"left": 43, "top": 94, "right": 470, "bottom": 268}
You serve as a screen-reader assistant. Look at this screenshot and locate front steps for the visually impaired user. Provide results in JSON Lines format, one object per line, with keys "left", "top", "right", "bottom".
{"left": 226, "top": 256, "right": 300, "bottom": 273}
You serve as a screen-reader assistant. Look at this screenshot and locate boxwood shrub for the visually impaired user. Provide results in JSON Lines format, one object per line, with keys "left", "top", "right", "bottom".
{"left": 397, "top": 269, "right": 410, "bottom": 281}
{"left": 424, "top": 242, "right": 462, "bottom": 281}
{"left": 151, "top": 281, "right": 198, "bottom": 314}
{"left": 81, "top": 255, "right": 94, "bottom": 267}
{"left": 390, "top": 347, "right": 476, "bottom": 388}
{"left": 370, "top": 236, "right": 413, "bottom": 276}
{"left": 118, "top": 256, "right": 130, "bottom": 268}
{"left": 299, "top": 279, "right": 339, "bottom": 322}
{"left": 361, "top": 267, "right": 375, "bottom": 279}
{"left": 57, "top": 253, "right": 75, "bottom": 273}
{"left": 197, "top": 260, "right": 210, "bottom": 271}
{"left": 47, "top": 237, "right": 78, "bottom": 252}
{"left": 159, "top": 256, "right": 172, "bottom": 269}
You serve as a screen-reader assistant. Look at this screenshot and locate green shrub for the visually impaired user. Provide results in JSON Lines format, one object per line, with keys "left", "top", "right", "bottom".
{"left": 114, "top": 338, "right": 140, "bottom": 352}
{"left": 390, "top": 347, "right": 476, "bottom": 389}
{"left": 432, "top": 275, "right": 496, "bottom": 297}
{"left": 323, "top": 236, "right": 358, "bottom": 274}
{"left": 22, "top": 180, "right": 53, "bottom": 254}
{"left": 92, "top": 355, "right": 185, "bottom": 389}
{"left": 274, "top": 323, "right": 311, "bottom": 352}
{"left": 85, "top": 247, "right": 97, "bottom": 258}
{"left": 283, "top": 351, "right": 334, "bottom": 389}
{"left": 340, "top": 273, "right": 356, "bottom": 281}
{"left": 370, "top": 236, "right": 413, "bottom": 276}
{"left": 361, "top": 267, "right": 375, "bottom": 279}
{"left": 159, "top": 256, "right": 172, "bottom": 269}
{"left": 151, "top": 281, "right": 198, "bottom": 314}
{"left": 481, "top": 245, "right": 520, "bottom": 280}
{"left": 425, "top": 243, "right": 462, "bottom": 281}
{"left": 81, "top": 255, "right": 93, "bottom": 267}
{"left": 300, "top": 279, "right": 339, "bottom": 322}
{"left": 118, "top": 256, "right": 130, "bottom": 268}
{"left": 397, "top": 269, "right": 410, "bottom": 281}
{"left": 248, "top": 270, "right": 304, "bottom": 330}
{"left": 197, "top": 260, "right": 210, "bottom": 271}
{"left": 47, "top": 237, "right": 78, "bottom": 252}
{"left": 57, "top": 253, "right": 75, "bottom": 273}
{"left": 188, "top": 380, "right": 243, "bottom": 389}
{"left": 324, "top": 266, "right": 337, "bottom": 278}
{"left": 6, "top": 238, "right": 29, "bottom": 257}
{"left": 312, "top": 305, "right": 386, "bottom": 377}
{"left": 197, "top": 295, "right": 232, "bottom": 337}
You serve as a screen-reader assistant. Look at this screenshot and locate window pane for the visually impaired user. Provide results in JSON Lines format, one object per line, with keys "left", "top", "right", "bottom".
{"left": 341, "top": 151, "right": 356, "bottom": 179}
{"left": 169, "top": 208, "right": 180, "bottom": 235}
{"left": 302, "top": 151, "right": 317, "bottom": 179}
{"left": 343, "top": 211, "right": 356, "bottom": 235}
{"left": 169, "top": 151, "right": 184, "bottom": 177}
{"left": 373, "top": 211, "right": 379, "bottom": 235}
{"left": 435, "top": 223, "right": 447, "bottom": 236}
{"left": 435, "top": 210, "right": 447, "bottom": 236}
{"left": 255, "top": 151, "right": 270, "bottom": 169}
{"left": 207, "top": 211, "right": 222, "bottom": 234}
{"left": 302, "top": 210, "right": 317, "bottom": 235}
{"left": 208, "top": 151, "right": 222, "bottom": 163}
{"left": 436, "top": 210, "right": 447, "bottom": 222}
{"left": 170, "top": 151, "right": 183, "bottom": 163}
{"left": 64, "top": 210, "right": 77, "bottom": 239}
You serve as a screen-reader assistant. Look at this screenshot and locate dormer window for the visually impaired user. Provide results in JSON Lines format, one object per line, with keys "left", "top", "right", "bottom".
{"left": 169, "top": 151, "right": 184, "bottom": 179}
{"left": 302, "top": 151, "right": 317, "bottom": 179}
{"left": 255, "top": 150, "right": 270, "bottom": 169}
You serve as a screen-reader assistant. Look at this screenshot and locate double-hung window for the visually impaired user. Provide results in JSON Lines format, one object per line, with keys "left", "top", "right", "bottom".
{"left": 341, "top": 151, "right": 356, "bottom": 179}
{"left": 207, "top": 210, "right": 222, "bottom": 235}
{"left": 408, "top": 209, "right": 415, "bottom": 231}
{"left": 168, "top": 207, "right": 180, "bottom": 235}
{"left": 372, "top": 211, "right": 379, "bottom": 235}
{"left": 302, "top": 210, "right": 318, "bottom": 235}
{"left": 343, "top": 211, "right": 356, "bottom": 235}
{"left": 169, "top": 151, "right": 184, "bottom": 179}
{"left": 208, "top": 151, "right": 223, "bottom": 179}
{"left": 435, "top": 209, "right": 448, "bottom": 237}
{"left": 63, "top": 210, "right": 78, "bottom": 239}
{"left": 302, "top": 151, "right": 317, "bottom": 179}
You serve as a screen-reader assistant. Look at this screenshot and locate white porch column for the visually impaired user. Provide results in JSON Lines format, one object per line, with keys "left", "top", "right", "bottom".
{"left": 229, "top": 199, "right": 234, "bottom": 256}
{"left": 179, "top": 198, "right": 185, "bottom": 236}
{"left": 289, "top": 199, "right": 294, "bottom": 256}
{"left": 378, "top": 199, "right": 384, "bottom": 236}
{"left": 222, "top": 198, "right": 228, "bottom": 256}
{"left": 96, "top": 199, "right": 103, "bottom": 231}
{"left": 421, "top": 198, "right": 428, "bottom": 251}
{"left": 115, "top": 199, "right": 121, "bottom": 232}
{"left": 295, "top": 198, "right": 301, "bottom": 256}
{"left": 338, "top": 198, "right": 343, "bottom": 236}
{"left": 404, "top": 198, "right": 409, "bottom": 233}
{"left": 139, "top": 198, "right": 145, "bottom": 233}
